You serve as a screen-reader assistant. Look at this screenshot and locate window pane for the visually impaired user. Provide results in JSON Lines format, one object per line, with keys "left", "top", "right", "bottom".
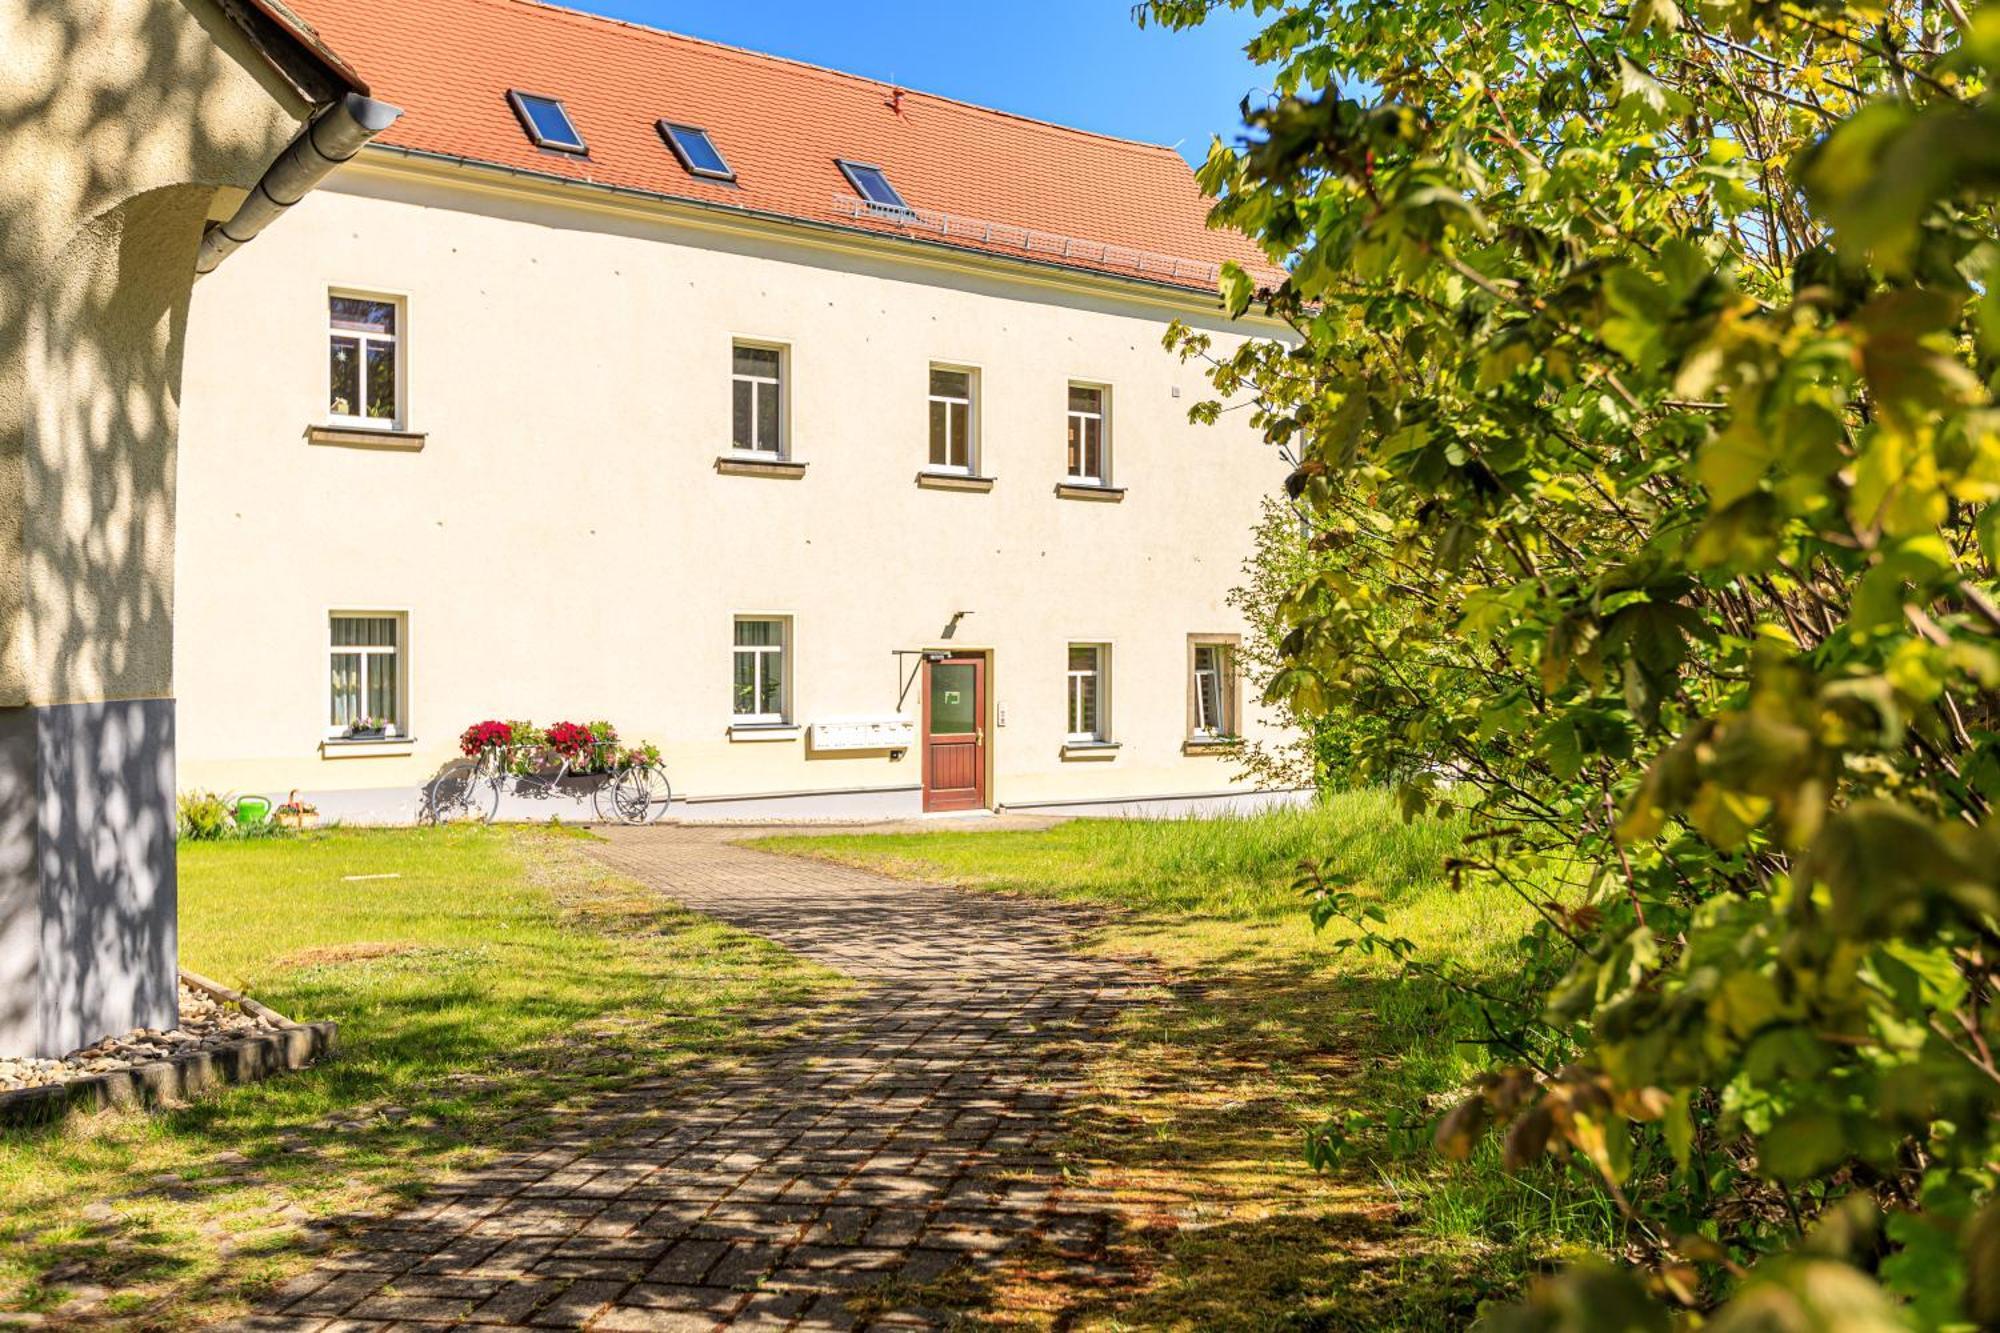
{"left": 735, "top": 618, "right": 779, "bottom": 647}
{"left": 756, "top": 382, "right": 780, "bottom": 453}
{"left": 365, "top": 340, "right": 396, "bottom": 420}
{"left": 1076, "top": 674, "right": 1097, "bottom": 735}
{"left": 928, "top": 399, "right": 949, "bottom": 466}
{"left": 1194, "top": 645, "right": 1229, "bottom": 734}
{"left": 732, "top": 379, "right": 753, "bottom": 450}
{"left": 844, "top": 163, "right": 908, "bottom": 209}
{"left": 732, "top": 651, "right": 756, "bottom": 715}
{"left": 329, "top": 297, "right": 395, "bottom": 335}
{"left": 329, "top": 653, "right": 360, "bottom": 726}
{"left": 669, "top": 125, "right": 731, "bottom": 176}
{"left": 329, "top": 335, "right": 360, "bottom": 416}
{"left": 734, "top": 345, "right": 780, "bottom": 378}
{"left": 332, "top": 616, "right": 397, "bottom": 647}
{"left": 929, "top": 368, "right": 969, "bottom": 399}
{"left": 1067, "top": 417, "right": 1082, "bottom": 475}
{"left": 929, "top": 664, "right": 975, "bottom": 734}
{"left": 1083, "top": 417, "right": 1102, "bottom": 479}
{"left": 758, "top": 654, "right": 784, "bottom": 717}
{"left": 518, "top": 94, "right": 582, "bottom": 148}
{"left": 949, "top": 402, "right": 970, "bottom": 468}
{"left": 1068, "top": 385, "right": 1101, "bottom": 414}
{"left": 1068, "top": 645, "right": 1097, "bottom": 672}
{"left": 366, "top": 653, "right": 398, "bottom": 722}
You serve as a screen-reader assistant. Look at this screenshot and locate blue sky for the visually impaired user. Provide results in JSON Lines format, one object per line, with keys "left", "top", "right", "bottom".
{"left": 570, "top": 1, "right": 1273, "bottom": 165}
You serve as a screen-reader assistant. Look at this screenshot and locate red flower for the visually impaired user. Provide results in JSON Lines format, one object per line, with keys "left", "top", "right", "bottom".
{"left": 460, "top": 720, "right": 514, "bottom": 756}
{"left": 545, "top": 721, "right": 595, "bottom": 760}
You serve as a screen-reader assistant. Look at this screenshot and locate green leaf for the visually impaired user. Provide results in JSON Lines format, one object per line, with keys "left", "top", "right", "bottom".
{"left": 1218, "top": 261, "right": 1256, "bottom": 318}
{"left": 1758, "top": 1108, "right": 1849, "bottom": 1183}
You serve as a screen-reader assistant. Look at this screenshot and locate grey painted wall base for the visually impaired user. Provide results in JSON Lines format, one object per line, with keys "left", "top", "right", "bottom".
{"left": 262, "top": 782, "right": 1308, "bottom": 827}
{"left": 0, "top": 700, "right": 178, "bottom": 1058}
{"left": 1001, "top": 787, "right": 1317, "bottom": 819}
{"left": 276, "top": 782, "right": 929, "bottom": 826}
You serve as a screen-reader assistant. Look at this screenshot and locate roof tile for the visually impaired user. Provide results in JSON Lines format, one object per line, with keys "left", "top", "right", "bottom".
{"left": 284, "top": 0, "right": 1279, "bottom": 292}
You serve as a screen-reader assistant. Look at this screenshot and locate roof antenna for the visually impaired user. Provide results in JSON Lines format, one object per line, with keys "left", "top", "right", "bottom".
{"left": 885, "top": 86, "right": 904, "bottom": 115}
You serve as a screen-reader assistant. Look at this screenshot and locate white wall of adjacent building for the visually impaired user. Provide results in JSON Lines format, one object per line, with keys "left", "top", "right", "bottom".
{"left": 173, "top": 154, "right": 1292, "bottom": 821}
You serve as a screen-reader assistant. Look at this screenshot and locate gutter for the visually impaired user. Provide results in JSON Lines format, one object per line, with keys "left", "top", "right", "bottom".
{"left": 194, "top": 92, "right": 403, "bottom": 278}
{"left": 355, "top": 142, "right": 1244, "bottom": 306}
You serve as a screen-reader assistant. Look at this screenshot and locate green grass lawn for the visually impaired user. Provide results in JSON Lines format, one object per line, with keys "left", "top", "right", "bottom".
{"left": 0, "top": 826, "right": 839, "bottom": 1328}
{"left": 755, "top": 792, "right": 1611, "bottom": 1330}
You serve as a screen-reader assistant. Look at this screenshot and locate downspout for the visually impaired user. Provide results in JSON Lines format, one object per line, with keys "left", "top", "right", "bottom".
{"left": 194, "top": 92, "right": 403, "bottom": 277}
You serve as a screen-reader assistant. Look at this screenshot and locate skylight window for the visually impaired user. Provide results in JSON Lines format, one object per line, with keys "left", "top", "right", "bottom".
{"left": 506, "top": 90, "right": 586, "bottom": 153}
{"left": 837, "top": 160, "right": 912, "bottom": 214}
{"left": 659, "top": 122, "right": 734, "bottom": 181}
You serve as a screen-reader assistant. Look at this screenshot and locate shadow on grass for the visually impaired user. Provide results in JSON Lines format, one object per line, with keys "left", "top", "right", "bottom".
{"left": 0, "top": 887, "right": 840, "bottom": 1324}
{"left": 877, "top": 948, "right": 1595, "bottom": 1331}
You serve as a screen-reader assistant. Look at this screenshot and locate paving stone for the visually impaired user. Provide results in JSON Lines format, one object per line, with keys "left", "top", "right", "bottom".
{"left": 283, "top": 1271, "right": 394, "bottom": 1315}
{"left": 526, "top": 1278, "right": 626, "bottom": 1327}
{"left": 646, "top": 1237, "right": 728, "bottom": 1285}
{"left": 590, "top": 1309, "right": 726, "bottom": 1333}
{"left": 463, "top": 1277, "right": 561, "bottom": 1324}
{"left": 244, "top": 827, "right": 1141, "bottom": 1328}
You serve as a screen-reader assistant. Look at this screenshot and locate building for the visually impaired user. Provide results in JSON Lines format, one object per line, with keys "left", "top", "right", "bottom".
{"left": 174, "top": 0, "right": 1295, "bottom": 824}
{"left": 0, "top": 0, "right": 387, "bottom": 1056}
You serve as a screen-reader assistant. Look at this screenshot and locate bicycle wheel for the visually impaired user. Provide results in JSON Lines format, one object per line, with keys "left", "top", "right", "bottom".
{"left": 609, "top": 764, "right": 673, "bottom": 825}
{"left": 426, "top": 762, "right": 499, "bottom": 825}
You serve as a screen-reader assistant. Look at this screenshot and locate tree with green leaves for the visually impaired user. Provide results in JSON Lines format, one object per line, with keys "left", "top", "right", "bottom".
{"left": 1144, "top": 0, "right": 2000, "bottom": 1323}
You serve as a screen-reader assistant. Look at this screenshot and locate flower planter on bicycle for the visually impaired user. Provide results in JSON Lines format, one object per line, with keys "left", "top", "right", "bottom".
{"left": 425, "top": 719, "right": 673, "bottom": 826}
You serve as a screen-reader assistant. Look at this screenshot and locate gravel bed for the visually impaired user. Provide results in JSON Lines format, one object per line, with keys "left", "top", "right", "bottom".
{"left": 0, "top": 983, "right": 285, "bottom": 1092}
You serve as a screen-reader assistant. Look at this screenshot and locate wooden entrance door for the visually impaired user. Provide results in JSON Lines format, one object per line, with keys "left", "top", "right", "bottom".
{"left": 922, "top": 655, "right": 987, "bottom": 812}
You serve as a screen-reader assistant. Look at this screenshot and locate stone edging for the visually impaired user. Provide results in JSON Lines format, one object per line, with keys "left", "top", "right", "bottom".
{"left": 0, "top": 971, "right": 337, "bottom": 1127}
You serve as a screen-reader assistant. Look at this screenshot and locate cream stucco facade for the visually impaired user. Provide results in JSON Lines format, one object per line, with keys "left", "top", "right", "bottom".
{"left": 175, "top": 151, "right": 1292, "bottom": 821}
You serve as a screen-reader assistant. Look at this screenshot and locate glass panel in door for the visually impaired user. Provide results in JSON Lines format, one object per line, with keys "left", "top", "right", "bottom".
{"left": 929, "top": 663, "right": 976, "bottom": 734}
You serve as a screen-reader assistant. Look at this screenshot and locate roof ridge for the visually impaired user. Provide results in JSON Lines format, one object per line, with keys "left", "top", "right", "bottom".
{"left": 482, "top": 0, "right": 1192, "bottom": 161}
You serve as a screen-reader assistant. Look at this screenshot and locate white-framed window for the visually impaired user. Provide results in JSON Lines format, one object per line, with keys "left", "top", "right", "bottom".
{"left": 328, "top": 613, "right": 404, "bottom": 738}
{"left": 731, "top": 343, "right": 786, "bottom": 456}
{"left": 1067, "top": 384, "right": 1108, "bottom": 484}
{"left": 927, "top": 365, "right": 977, "bottom": 473}
{"left": 327, "top": 292, "right": 402, "bottom": 429}
{"left": 732, "top": 617, "right": 789, "bottom": 723}
{"left": 1066, "top": 644, "right": 1109, "bottom": 742}
{"left": 1191, "top": 640, "right": 1237, "bottom": 739}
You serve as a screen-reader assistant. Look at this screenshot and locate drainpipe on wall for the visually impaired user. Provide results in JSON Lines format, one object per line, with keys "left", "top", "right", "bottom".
{"left": 194, "top": 91, "right": 403, "bottom": 277}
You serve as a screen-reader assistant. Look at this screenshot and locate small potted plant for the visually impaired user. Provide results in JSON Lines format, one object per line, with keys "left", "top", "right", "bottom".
{"left": 275, "top": 790, "right": 319, "bottom": 830}
{"left": 345, "top": 715, "right": 390, "bottom": 740}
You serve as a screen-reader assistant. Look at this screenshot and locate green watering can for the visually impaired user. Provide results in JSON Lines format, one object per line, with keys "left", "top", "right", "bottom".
{"left": 233, "top": 795, "right": 272, "bottom": 827}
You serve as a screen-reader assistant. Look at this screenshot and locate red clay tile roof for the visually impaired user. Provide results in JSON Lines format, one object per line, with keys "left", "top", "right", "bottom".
{"left": 281, "top": 0, "right": 1280, "bottom": 294}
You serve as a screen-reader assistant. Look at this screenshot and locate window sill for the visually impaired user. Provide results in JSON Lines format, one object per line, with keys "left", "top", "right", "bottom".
{"left": 321, "top": 736, "right": 416, "bottom": 758}
{"left": 1060, "top": 740, "right": 1121, "bottom": 760}
{"left": 914, "top": 471, "right": 995, "bottom": 493}
{"left": 1183, "top": 736, "right": 1243, "bottom": 756}
{"left": 715, "top": 455, "right": 807, "bottom": 479}
{"left": 729, "top": 723, "right": 802, "bottom": 742}
{"left": 1055, "top": 482, "right": 1125, "bottom": 502}
{"left": 306, "top": 424, "right": 426, "bottom": 451}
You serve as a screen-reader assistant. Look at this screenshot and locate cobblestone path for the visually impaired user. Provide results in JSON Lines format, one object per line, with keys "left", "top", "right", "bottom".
{"left": 236, "top": 826, "right": 1143, "bottom": 1331}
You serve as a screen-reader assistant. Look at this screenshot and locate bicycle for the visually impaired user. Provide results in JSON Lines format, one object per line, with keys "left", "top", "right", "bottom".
{"left": 424, "top": 737, "right": 673, "bottom": 826}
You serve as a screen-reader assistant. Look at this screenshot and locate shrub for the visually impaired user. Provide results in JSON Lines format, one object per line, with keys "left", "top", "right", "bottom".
{"left": 176, "top": 790, "right": 235, "bottom": 842}
{"left": 1149, "top": 0, "right": 2000, "bottom": 1322}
